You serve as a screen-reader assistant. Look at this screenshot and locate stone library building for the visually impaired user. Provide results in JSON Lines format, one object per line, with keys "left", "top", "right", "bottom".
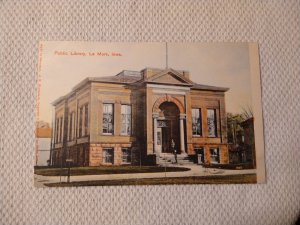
{"left": 50, "top": 68, "right": 229, "bottom": 166}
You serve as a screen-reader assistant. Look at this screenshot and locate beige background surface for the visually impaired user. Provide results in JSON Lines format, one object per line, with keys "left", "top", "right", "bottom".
{"left": 39, "top": 42, "right": 254, "bottom": 124}
{"left": 0, "top": 1, "right": 300, "bottom": 225}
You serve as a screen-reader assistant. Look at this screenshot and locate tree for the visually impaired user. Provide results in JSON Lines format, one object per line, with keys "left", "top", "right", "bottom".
{"left": 227, "top": 106, "right": 253, "bottom": 145}
{"left": 227, "top": 113, "right": 244, "bottom": 145}
{"left": 241, "top": 105, "right": 253, "bottom": 120}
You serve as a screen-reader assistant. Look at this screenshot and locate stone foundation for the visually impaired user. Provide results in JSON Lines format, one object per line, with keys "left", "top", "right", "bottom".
{"left": 192, "top": 144, "right": 229, "bottom": 164}
{"left": 89, "top": 143, "right": 133, "bottom": 166}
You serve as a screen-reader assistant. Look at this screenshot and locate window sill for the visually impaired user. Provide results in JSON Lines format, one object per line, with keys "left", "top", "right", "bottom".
{"left": 192, "top": 136, "right": 219, "bottom": 138}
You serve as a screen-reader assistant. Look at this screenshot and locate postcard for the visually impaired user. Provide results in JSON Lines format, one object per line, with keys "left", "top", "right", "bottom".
{"left": 34, "top": 42, "right": 266, "bottom": 187}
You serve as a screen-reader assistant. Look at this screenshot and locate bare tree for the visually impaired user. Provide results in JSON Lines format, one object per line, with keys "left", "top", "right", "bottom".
{"left": 241, "top": 105, "right": 253, "bottom": 120}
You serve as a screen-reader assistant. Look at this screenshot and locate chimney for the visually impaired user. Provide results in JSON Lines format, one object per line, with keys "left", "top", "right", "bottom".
{"left": 142, "top": 68, "right": 163, "bottom": 79}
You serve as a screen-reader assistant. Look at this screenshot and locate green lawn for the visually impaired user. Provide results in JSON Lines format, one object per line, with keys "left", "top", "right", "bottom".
{"left": 34, "top": 165, "right": 190, "bottom": 176}
{"left": 45, "top": 174, "right": 257, "bottom": 187}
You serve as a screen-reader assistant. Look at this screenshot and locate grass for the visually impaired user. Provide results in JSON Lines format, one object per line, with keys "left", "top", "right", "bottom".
{"left": 34, "top": 165, "right": 190, "bottom": 176}
{"left": 203, "top": 163, "right": 255, "bottom": 170}
{"left": 45, "top": 174, "right": 257, "bottom": 187}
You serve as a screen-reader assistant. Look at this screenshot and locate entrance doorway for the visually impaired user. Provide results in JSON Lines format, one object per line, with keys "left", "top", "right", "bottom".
{"left": 156, "top": 102, "right": 180, "bottom": 154}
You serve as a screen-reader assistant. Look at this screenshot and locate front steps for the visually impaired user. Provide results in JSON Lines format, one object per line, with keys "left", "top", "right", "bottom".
{"left": 157, "top": 153, "right": 195, "bottom": 166}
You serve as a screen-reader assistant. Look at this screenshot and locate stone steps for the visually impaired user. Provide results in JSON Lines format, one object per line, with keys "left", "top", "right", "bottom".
{"left": 157, "top": 153, "right": 195, "bottom": 165}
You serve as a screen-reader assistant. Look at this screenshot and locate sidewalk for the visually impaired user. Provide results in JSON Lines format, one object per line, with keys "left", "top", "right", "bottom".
{"left": 34, "top": 164, "right": 256, "bottom": 187}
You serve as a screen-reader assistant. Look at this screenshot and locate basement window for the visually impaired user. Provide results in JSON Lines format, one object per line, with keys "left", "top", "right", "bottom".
{"left": 210, "top": 148, "right": 220, "bottom": 164}
{"left": 122, "top": 148, "right": 131, "bottom": 163}
{"left": 103, "top": 148, "right": 114, "bottom": 164}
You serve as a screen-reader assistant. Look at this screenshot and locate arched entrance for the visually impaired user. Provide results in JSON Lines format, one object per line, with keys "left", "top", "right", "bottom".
{"left": 157, "top": 102, "right": 180, "bottom": 153}
{"left": 153, "top": 95, "right": 186, "bottom": 155}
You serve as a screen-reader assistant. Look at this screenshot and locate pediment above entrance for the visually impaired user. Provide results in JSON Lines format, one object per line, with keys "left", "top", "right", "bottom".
{"left": 145, "top": 69, "right": 194, "bottom": 86}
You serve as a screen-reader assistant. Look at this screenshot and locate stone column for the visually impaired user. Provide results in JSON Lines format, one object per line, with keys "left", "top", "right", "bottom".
{"left": 180, "top": 113, "right": 186, "bottom": 154}
{"left": 153, "top": 113, "right": 159, "bottom": 154}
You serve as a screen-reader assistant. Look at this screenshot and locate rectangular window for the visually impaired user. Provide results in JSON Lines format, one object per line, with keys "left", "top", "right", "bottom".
{"left": 72, "top": 112, "right": 75, "bottom": 140}
{"left": 84, "top": 104, "right": 89, "bottom": 135}
{"left": 56, "top": 118, "right": 60, "bottom": 143}
{"left": 103, "top": 103, "right": 114, "bottom": 134}
{"left": 55, "top": 118, "right": 59, "bottom": 143}
{"left": 68, "top": 113, "right": 73, "bottom": 141}
{"left": 210, "top": 148, "right": 220, "bottom": 164}
{"left": 195, "top": 147, "right": 205, "bottom": 164}
{"left": 72, "top": 112, "right": 75, "bottom": 139}
{"left": 78, "top": 107, "right": 83, "bottom": 137}
{"left": 103, "top": 148, "right": 114, "bottom": 164}
{"left": 59, "top": 117, "right": 63, "bottom": 142}
{"left": 192, "top": 108, "right": 202, "bottom": 136}
{"left": 122, "top": 148, "right": 131, "bottom": 163}
{"left": 121, "top": 105, "right": 131, "bottom": 135}
{"left": 207, "top": 109, "right": 217, "bottom": 137}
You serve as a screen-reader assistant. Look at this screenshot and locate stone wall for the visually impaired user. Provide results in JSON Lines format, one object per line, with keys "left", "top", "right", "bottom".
{"left": 202, "top": 144, "right": 229, "bottom": 164}
{"left": 89, "top": 143, "right": 133, "bottom": 166}
{"left": 188, "top": 89, "right": 229, "bottom": 162}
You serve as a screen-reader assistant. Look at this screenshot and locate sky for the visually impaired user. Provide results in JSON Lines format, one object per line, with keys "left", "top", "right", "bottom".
{"left": 39, "top": 42, "right": 254, "bottom": 125}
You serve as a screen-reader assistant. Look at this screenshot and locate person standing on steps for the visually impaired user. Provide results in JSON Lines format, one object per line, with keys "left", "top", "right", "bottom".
{"left": 171, "top": 139, "right": 177, "bottom": 164}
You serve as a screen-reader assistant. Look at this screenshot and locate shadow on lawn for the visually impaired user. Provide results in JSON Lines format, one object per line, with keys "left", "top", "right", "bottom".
{"left": 45, "top": 174, "right": 257, "bottom": 187}
{"left": 34, "top": 165, "right": 191, "bottom": 176}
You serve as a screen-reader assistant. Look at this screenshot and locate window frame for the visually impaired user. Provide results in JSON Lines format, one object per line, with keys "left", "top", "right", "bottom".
{"left": 207, "top": 108, "right": 217, "bottom": 137}
{"left": 78, "top": 107, "right": 83, "bottom": 137}
{"left": 84, "top": 104, "right": 89, "bottom": 136}
{"left": 121, "top": 148, "right": 132, "bottom": 164}
{"left": 121, "top": 104, "right": 132, "bottom": 136}
{"left": 194, "top": 147, "right": 205, "bottom": 164}
{"left": 192, "top": 108, "right": 202, "bottom": 136}
{"left": 68, "top": 112, "right": 73, "bottom": 141}
{"left": 210, "top": 147, "right": 220, "bottom": 164}
{"left": 102, "top": 103, "right": 114, "bottom": 135}
{"left": 103, "top": 148, "right": 114, "bottom": 164}
{"left": 59, "top": 117, "right": 63, "bottom": 143}
{"left": 55, "top": 118, "right": 59, "bottom": 143}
